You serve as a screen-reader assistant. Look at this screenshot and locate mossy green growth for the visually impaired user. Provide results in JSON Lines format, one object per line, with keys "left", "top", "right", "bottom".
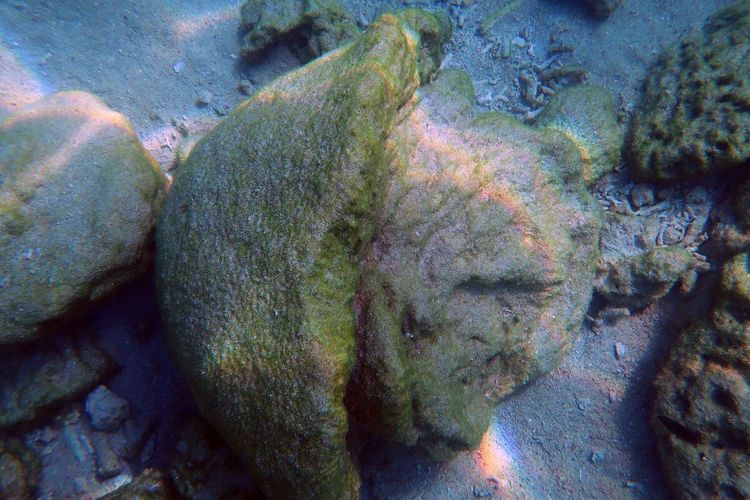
{"left": 239, "top": 0, "right": 360, "bottom": 62}
{"left": 157, "top": 12, "right": 448, "bottom": 499}
{"left": 537, "top": 84, "right": 623, "bottom": 187}
{"left": 629, "top": 0, "right": 750, "bottom": 182}
{"left": 346, "top": 69, "right": 602, "bottom": 458}
{"left": 0, "top": 91, "right": 166, "bottom": 345}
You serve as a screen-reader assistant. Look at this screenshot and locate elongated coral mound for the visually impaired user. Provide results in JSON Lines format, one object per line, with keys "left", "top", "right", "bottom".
{"left": 157, "top": 11, "right": 450, "bottom": 499}
{"left": 653, "top": 252, "right": 750, "bottom": 499}
{"left": 629, "top": 0, "right": 750, "bottom": 182}
{"left": 346, "top": 69, "right": 602, "bottom": 458}
{"left": 0, "top": 92, "right": 166, "bottom": 345}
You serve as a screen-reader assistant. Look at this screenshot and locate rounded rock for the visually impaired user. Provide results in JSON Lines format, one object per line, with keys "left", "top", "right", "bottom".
{"left": 0, "top": 91, "right": 166, "bottom": 345}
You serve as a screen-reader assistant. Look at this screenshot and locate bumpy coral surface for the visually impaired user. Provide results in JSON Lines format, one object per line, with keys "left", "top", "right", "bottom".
{"left": 0, "top": 92, "right": 166, "bottom": 345}
{"left": 629, "top": 0, "right": 750, "bottom": 182}
{"left": 346, "top": 71, "right": 602, "bottom": 458}
{"left": 653, "top": 252, "right": 750, "bottom": 499}
{"left": 239, "top": 0, "right": 360, "bottom": 62}
{"left": 158, "top": 11, "right": 450, "bottom": 499}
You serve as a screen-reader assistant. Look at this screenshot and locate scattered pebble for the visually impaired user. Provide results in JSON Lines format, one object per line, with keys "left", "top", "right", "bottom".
{"left": 614, "top": 342, "right": 628, "bottom": 361}
{"left": 85, "top": 386, "right": 130, "bottom": 432}
{"left": 172, "top": 60, "right": 185, "bottom": 73}
{"left": 608, "top": 389, "right": 618, "bottom": 403}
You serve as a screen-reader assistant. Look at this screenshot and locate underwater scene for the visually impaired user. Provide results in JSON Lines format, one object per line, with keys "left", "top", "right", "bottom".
{"left": 0, "top": 0, "right": 749, "bottom": 498}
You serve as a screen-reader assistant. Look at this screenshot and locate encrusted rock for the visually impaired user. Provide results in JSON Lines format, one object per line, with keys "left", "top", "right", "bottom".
{"left": 0, "top": 91, "right": 166, "bottom": 345}
{"left": 0, "top": 335, "right": 116, "bottom": 428}
{"left": 595, "top": 247, "right": 695, "bottom": 309}
{"left": 346, "top": 71, "right": 602, "bottom": 458}
{"left": 158, "top": 11, "right": 451, "bottom": 498}
{"left": 85, "top": 386, "right": 130, "bottom": 432}
{"left": 239, "top": 0, "right": 360, "bottom": 62}
{"left": 0, "top": 437, "right": 41, "bottom": 499}
{"left": 629, "top": 1, "right": 750, "bottom": 182}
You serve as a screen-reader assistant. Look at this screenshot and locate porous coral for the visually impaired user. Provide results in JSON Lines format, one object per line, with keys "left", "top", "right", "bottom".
{"left": 629, "top": 0, "right": 750, "bottom": 182}
{"left": 652, "top": 252, "right": 750, "bottom": 499}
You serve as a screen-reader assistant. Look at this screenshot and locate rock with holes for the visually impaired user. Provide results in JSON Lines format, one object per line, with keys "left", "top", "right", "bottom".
{"left": 345, "top": 67, "right": 602, "bottom": 459}
{"left": 629, "top": 1, "right": 750, "bottom": 182}
{"left": 0, "top": 91, "right": 167, "bottom": 345}
{"left": 158, "top": 11, "right": 451, "bottom": 498}
{"left": 652, "top": 253, "right": 750, "bottom": 499}
{"left": 594, "top": 246, "right": 695, "bottom": 310}
{"left": 239, "top": 0, "right": 360, "bottom": 62}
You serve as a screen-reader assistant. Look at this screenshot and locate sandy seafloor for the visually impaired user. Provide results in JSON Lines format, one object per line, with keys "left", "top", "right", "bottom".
{"left": 0, "top": 0, "right": 737, "bottom": 498}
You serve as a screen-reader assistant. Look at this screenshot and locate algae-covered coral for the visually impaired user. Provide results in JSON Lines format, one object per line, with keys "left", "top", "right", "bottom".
{"left": 158, "top": 10, "right": 450, "bottom": 498}
{"left": 629, "top": 0, "right": 750, "bottom": 182}
{"left": 158, "top": 8, "right": 621, "bottom": 498}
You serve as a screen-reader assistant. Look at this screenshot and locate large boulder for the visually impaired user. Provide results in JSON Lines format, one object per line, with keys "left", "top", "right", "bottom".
{"left": 629, "top": 1, "right": 750, "bottom": 182}
{"left": 157, "top": 11, "right": 451, "bottom": 499}
{"left": 0, "top": 91, "right": 166, "bottom": 345}
{"left": 346, "top": 71, "right": 602, "bottom": 457}
{"left": 652, "top": 252, "right": 750, "bottom": 499}
{"left": 239, "top": 0, "right": 360, "bottom": 62}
